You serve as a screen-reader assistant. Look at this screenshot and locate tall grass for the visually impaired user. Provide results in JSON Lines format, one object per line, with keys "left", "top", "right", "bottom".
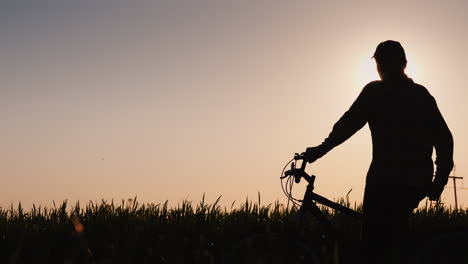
{"left": 0, "top": 196, "right": 466, "bottom": 263}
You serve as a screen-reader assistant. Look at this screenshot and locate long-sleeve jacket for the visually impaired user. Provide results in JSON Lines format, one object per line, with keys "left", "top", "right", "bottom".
{"left": 320, "top": 77, "right": 454, "bottom": 186}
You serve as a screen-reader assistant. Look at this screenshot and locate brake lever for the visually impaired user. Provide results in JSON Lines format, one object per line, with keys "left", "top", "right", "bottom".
{"left": 280, "top": 169, "right": 293, "bottom": 179}
{"left": 292, "top": 161, "right": 301, "bottom": 183}
{"left": 281, "top": 160, "right": 296, "bottom": 179}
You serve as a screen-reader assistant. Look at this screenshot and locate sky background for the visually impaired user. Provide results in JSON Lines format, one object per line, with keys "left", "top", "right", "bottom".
{"left": 2, "top": 0, "right": 467, "bottom": 209}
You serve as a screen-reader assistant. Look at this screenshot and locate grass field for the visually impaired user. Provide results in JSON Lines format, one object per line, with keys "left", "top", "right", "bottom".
{"left": 1, "top": 196, "right": 467, "bottom": 263}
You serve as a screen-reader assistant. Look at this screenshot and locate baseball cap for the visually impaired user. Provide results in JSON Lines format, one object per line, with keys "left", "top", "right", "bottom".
{"left": 372, "top": 40, "right": 407, "bottom": 64}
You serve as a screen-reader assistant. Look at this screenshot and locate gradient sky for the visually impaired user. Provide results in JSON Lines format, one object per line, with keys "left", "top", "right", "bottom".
{"left": 2, "top": 0, "right": 467, "bottom": 209}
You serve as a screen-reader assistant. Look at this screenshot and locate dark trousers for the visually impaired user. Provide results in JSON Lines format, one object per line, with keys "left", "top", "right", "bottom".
{"left": 362, "top": 184, "right": 427, "bottom": 264}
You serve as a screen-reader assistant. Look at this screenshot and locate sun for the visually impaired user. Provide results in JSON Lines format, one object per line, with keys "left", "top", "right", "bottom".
{"left": 405, "top": 55, "right": 418, "bottom": 81}
{"left": 357, "top": 57, "right": 380, "bottom": 87}
{"left": 356, "top": 55, "right": 419, "bottom": 88}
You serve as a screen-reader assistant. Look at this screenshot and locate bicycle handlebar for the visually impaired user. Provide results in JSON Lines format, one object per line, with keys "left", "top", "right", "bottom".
{"left": 294, "top": 153, "right": 308, "bottom": 171}
{"left": 281, "top": 153, "right": 361, "bottom": 219}
{"left": 293, "top": 152, "right": 305, "bottom": 160}
{"left": 281, "top": 153, "right": 310, "bottom": 183}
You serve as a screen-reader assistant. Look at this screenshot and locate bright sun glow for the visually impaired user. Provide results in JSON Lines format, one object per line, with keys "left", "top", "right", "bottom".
{"left": 357, "top": 55, "right": 418, "bottom": 88}
{"left": 357, "top": 58, "right": 380, "bottom": 87}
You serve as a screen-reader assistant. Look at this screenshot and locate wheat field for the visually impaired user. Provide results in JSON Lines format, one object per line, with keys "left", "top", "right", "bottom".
{"left": 0, "top": 196, "right": 467, "bottom": 263}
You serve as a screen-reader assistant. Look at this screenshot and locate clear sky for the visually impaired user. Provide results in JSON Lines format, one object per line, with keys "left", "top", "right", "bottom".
{"left": 2, "top": 0, "right": 467, "bottom": 209}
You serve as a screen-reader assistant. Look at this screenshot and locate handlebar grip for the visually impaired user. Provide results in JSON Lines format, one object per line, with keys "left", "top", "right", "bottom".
{"left": 294, "top": 153, "right": 304, "bottom": 160}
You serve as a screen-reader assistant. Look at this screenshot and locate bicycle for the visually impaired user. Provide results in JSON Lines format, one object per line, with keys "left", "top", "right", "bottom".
{"left": 280, "top": 153, "right": 363, "bottom": 263}
{"left": 225, "top": 153, "right": 364, "bottom": 263}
